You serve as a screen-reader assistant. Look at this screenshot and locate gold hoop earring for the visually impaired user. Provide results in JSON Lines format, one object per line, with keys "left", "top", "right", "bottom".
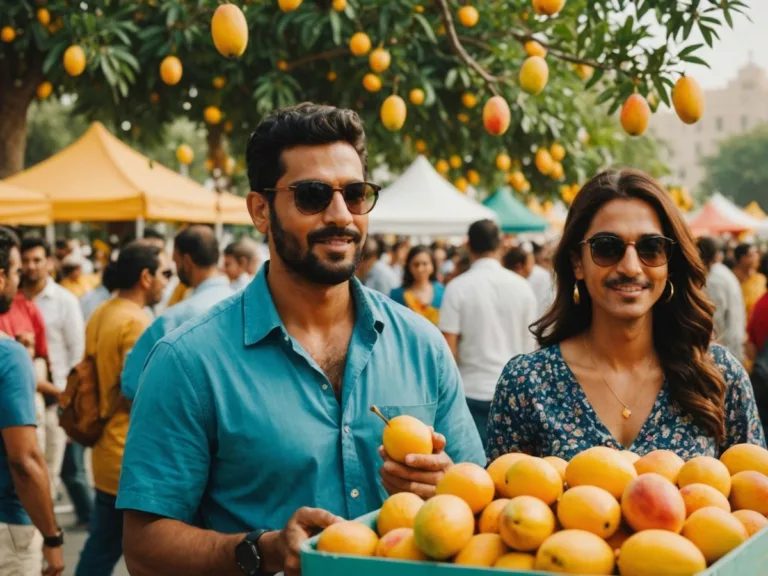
{"left": 573, "top": 283, "right": 581, "bottom": 305}
{"left": 664, "top": 280, "right": 675, "bottom": 303}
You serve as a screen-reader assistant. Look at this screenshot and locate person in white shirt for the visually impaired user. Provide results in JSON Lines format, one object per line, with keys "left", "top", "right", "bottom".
{"left": 439, "top": 220, "right": 537, "bottom": 445}
{"left": 223, "top": 238, "right": 261, "bottom": 292}
{"left": 528, "top": 241, "right": 556, "bottom": 318}
{"left": 20, "top": 237, "right": 85, "bottom": 500}
{"left": 697, "top": 236, "right": 746, "bottom": 362}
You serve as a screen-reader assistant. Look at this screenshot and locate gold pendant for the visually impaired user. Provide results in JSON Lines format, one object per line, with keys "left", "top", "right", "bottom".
{"left": 622, "top": 407, "right": 632, "bottom": 419}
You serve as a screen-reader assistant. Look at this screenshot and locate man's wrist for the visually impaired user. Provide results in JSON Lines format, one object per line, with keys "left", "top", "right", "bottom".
{"left": 255, "top": 531, "right": 281, "bottom": 574}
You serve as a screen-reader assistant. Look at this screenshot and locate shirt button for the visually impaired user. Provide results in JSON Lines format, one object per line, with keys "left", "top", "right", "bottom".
{"left": 343, "top": 425, "right": 351, "bottom": 434}
{"left": 284, "top": 335, "right": 290, "bottom": 342}
{"left": 350, "top": 489, "right": 359, "bottom": 499}
{"left": 321, "top": 384, "right": 328, "bottom": 391}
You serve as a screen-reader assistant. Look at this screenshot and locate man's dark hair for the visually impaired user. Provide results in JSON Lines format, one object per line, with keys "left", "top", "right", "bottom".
{"left": 734, "top": 243, "right": 753, "bottom": 263}
{"left": 0, "top": 226, "right": 20, "bottom": 275}
{"left": 531, "top": 241, "right": 543, "bottom": 256}
{"left": 115, "top": 242, "right": 162, "bottom": 290}
{"left": 697, "top": 237, "right": 719, "bottom": 267}
{"left": 362, "top": 236, "right": 379, "bottom": 261}
{"left": 504, "top": 246, "right": 528, "bottom": 270}
{"left": 174, "top": 225, "right": 219, "bottom": 267}
{"left": 468, "top": 219, "right": 500, "bottom": 255}
{"left": 246, "top": 103, "right": 368, "bottom": 194}
{"left": 224, "top": 239, "right": 257, "bottom": 261}
{"left": 55, "top": 238, "right": 70, "bottom": 251}
{"left": 20, "top": 236, "right": 51, "bottom": 258}
{"left": 101, "top": 260, "right": 119, "bottom": 293}
{"left": 143, "top": 228, "right": 165, "bottom": 241}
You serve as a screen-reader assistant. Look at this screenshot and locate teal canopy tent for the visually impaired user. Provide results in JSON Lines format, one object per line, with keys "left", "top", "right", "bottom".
{"left": 482, "top": 187, "right": 549, "bottom": 233}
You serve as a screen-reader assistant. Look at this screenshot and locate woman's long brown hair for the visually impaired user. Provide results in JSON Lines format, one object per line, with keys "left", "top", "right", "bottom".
{"left": 532, "top": 169, "right": 727, "bottom": 442}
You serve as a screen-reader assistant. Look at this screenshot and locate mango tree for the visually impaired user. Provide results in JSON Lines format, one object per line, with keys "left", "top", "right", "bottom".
{"left": 0, "top": 0, "right": 747, "bottom": 203}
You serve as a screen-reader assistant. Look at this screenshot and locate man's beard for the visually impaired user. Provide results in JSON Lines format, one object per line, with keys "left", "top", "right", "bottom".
{"left": 0, "top": 292, "right": 13, "bottom": 314}
{"left": 270, "top": 205, "right": 363, "bottom": 286}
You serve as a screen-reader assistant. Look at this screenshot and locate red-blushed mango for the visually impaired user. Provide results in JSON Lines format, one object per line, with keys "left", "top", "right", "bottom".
{"left": 622, "top": 473, "right": 686, "bottom": 533}
{"left": 680, "top": 483, "right": 731, "bottom": 517}
{"left": 482, "top": 96, "right": 511, "bottom": 136}
{"left": 620, "top": 94, "right": 651, "bottom": 137}
{"left": 375, "top": 528, "right": 427, "bottom": 560}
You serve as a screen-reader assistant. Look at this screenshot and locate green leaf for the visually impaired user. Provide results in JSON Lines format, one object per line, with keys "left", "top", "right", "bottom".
{"left": 167, "top": 6, "right": 179, "bottom": 27}
{"left": 446, "top": 68, "right": 458, "bottom": 89}
{"left": 595, "top": 88, "right": 616, "bottom": 106}
{"left": 413, "top": 14, "right": 437, "bottom": 44}
{"left": 677, "top": 43, "right": 703, "bottom": 59}
{"left": 329, "top": 11, "right": 342, "bottom": 46}
{"left": 42, "top": 42, "right": 66, "bottom": 75}
{"left": 680, "top": 55, "right": 710, "bottom": 68}
{"left": 584, "top": 67, "right": 605, "bottom": 90}
{"left": 652, "top": 75, "right": 671, "bottom": 107}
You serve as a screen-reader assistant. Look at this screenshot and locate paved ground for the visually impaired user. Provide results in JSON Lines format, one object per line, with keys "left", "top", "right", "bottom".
{"left": 58, "top": 506, "right": 128, "bottom": 576}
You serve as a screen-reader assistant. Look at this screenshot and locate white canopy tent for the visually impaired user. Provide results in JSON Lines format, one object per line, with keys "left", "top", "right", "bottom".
{"left": 686, "top": 193, "right": 768, "bottom": 237}
{"left": 368, "top": 156, "right": 498, "bottom": 236}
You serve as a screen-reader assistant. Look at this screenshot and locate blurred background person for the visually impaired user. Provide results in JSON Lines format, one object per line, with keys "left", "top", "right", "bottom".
{"left": 390, "top": 245, "right": 444, "bottom": 325}
{"left": 733, "top": 242, "right": 766, "bottom": 320}
{"left": 431, "top": 241, "right": 448, "bottom": 284}
{"left": 697, "top": 236, "right": 745, "bottom": 362}
{"left": 389, "top": 237, "right": 411, "bottom": 282}
{"left": 503, "top": 245, "right": 535, "bottom": 279}
{"left": 440, "top": 220, "right": 537, "bottom": 445}
{"left": 529, "top": 241, "right": 556, "bottom": 317}
{"left": 356, "top": 236, "right": 398, "bottom": 296}
{"left": 223, "top": 238, "right": 260, "bottom": 292}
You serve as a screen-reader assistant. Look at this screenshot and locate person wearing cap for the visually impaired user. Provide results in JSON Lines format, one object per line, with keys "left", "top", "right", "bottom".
{"left": 58, "top": 253, "right": 97, "bottom": 298}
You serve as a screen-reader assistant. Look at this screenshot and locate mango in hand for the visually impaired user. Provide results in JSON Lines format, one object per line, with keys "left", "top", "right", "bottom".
{"left": 371, "top": 405, "right": 433, "bottom": 464}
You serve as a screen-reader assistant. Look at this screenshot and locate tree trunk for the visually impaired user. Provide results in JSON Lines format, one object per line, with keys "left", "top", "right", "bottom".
{"left": 206, "top": 124, "right": 231, "bottom": 191}
{"left": 0, "top": 88, "right": 34, "bottom": 178}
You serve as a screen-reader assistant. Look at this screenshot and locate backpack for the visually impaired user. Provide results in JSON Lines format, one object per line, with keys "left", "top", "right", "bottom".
{"left": 59, "top": 356, "right": 125, "bottom": 447}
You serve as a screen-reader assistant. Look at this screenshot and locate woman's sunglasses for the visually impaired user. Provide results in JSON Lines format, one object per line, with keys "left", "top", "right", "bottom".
{"left": 580, "top": 235, "right": 675, "bottom": 268}
{"left": 263, "top": 181, "right": 380, "bottom": 215}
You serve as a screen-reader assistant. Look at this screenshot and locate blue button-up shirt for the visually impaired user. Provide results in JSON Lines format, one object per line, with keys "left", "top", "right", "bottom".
{"left": 121, "top": 276, "right": 234, "bottom": 400}
{"left": 116, "top": 264, "right": 484, "bottom": 533}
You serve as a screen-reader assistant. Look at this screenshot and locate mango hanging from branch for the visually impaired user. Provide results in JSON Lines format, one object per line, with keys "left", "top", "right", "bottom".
{"left": 483, "top": 96, "right": 511, "bottom": 136}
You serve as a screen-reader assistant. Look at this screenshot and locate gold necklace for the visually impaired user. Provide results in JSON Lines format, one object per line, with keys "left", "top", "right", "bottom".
{"left": 582, "top": 334, "right": 653, "bottom": 420}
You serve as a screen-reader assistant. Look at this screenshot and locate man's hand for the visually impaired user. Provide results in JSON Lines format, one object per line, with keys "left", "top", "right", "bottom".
{"left": 43, "top": 544, "right": 65, "bottom": 576}
{"left": 379, "top": 429, "right": 454, "bottom": 499}
{"left": 36, "top": 381, "right": 60, "bottom": 402}
{"left": 260, "top": 507, "right": 342, "bottom": 576}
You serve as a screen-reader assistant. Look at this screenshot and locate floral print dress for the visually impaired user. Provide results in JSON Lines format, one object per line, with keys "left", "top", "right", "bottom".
{"left": 486, "top": 343, "right": 766, "bottom": 463}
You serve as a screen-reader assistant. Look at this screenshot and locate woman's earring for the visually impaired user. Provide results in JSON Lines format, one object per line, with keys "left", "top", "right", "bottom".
{"left": 573, "top": 283, "right": 581, "bottom": 305}
{"left": 664, "top": 280, "right": 675, "bottom": 303}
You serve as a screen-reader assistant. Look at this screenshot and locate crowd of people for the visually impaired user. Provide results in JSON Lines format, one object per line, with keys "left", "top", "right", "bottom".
{"left": 0, "top": 103, "right": 765, "bottom": 576}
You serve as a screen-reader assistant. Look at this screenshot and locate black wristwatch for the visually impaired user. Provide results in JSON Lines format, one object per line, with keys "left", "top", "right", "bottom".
{"left": 235, "top": 529, "right": 268, "bottom": 575}
{"left": 43, "top": 529, "right": 64, "bottom": 548}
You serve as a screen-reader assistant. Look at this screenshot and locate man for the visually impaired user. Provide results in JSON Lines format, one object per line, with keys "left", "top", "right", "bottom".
{"left": 439, "top": 219, "right": 538, "bottom": 446}
{"left": 697, "top": 237, "right": 745, "bottom": 362}
{"left": 528, "top": 241, "right": 555, "bottom": 317}
{"left": 0, "top": 227, "right": 64, "bottom": 576}
{"left": 20, "top": 237, "right": 86, "bottom": 500}
{"left": 733, "top": 242, "right": 767, "bottom": 320}
{"left": 81, "top": 260, "right": 118, "bottom": 321}
{"left": 75, "top": 243, "right": 171, "bottom": 576}
{"left": 356, "top": 236, "right": 398, "bottom": 295}
{"left": 59, "top": 253, "right": 95, "bottom": 298}
{"left": 503, "top": 245, "right": 535, "bottom": 279}
{"left": 121, "top": 226, "right": 233, "bottom": 400}
{"left": 117, "top": 103, "right": 483, "bottom": 576}
{"left": 223, "top": 238, "right": 261, "bottom": 292}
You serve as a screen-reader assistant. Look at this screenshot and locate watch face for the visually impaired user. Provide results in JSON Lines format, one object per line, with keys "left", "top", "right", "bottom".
{"left": 235, "top": 541, "right": 259, "bottom": 575}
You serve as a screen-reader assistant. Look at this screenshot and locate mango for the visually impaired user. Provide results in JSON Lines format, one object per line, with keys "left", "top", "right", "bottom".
{"left": 535, "top": 530, "right": 615, "bottom": 575}
{"left": 618, "top": 530, "right": 706, "bottom": 576}
{"left": 377, "top": 492, "right": 424, "bottom": 536}
{"left": 482, "top": 96, "right": 511, "bottom": 136}
{"left": 498, "top": 496, "right": 556, "bottom": 552}
{"left": 436, "top": 462, "right": 495, "bottom": 514}
{"left": 720, "top": 443, "right": 768, "bottom": 476}
{"left": 732, "top": 509, "right": 768, "bottom": 537}
{"left": 413, "top": 494, "right": 474, "bottom": 560}
{"left": 504, "top": 457, "right": 563, "bottom": 505}
{"left": 672, "top": 76, "right": 705, "bottom": 125}
{"left": 729, "top": 470, "right": 768, "bottom": 515}
{"left": 477, "top": 498, "right": 510, "bottom": 534}
{"left": 63, "top": 45, "right": 87, "bottom": 77}
{"left": 557, "top": 485, "right": 620, "bottom": 538}
{"left": 634, "top": 450, "right": 685, "bottom": 484}
{"left": 532, "top": 0, "right": 566, "bottom": 16}
{"left": 380, "top": 95, "right": 407, "bottom": 131}
{"left": 565, "top": 446, "right": 637, "bottom": 499}
{"left": 519, "top": 56, "right": 549, "bottom": 95}
{"left": 682, "top": 506, "right": 748, "bottom": 565}
{"left": 494, "top": 552, "right": 535, "bottom": 569}
{"left": 679, "top": 483, "right": 731, "bottom": 517}
{"left": 375, "top": 528, "right": 427, "bottom": 560}
{"left": 211, "top": 4, "right": 249, "bottom": 57}
{"left": 487, "top": 453, "right": 531, "bottom": 497}
{"left": 453, "top": 533, "right": 508, "bottom": 566}
{"left": 620, "top": 94, "right": 650, "bottom": 137}
{"left": 678, "top": 456, "right": 731, "bottom": 497}
{"left": 317, "top": 521, "right": 378, "bottom": 556}
{"left": 622, "top": 473, "right": 686, "bottom": 533}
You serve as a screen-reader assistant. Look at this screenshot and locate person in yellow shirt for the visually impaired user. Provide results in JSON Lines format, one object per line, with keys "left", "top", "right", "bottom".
{"left": 75, "top": 242, "right": 171, "bottom": 576}
{"left": 58, "top": 253, "right": 100, "bottom": 298}
{"left": 733, "top": 243, "right": 767, "bottom": 320}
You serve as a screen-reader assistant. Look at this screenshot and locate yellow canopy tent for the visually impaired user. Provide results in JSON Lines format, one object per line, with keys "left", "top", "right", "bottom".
{"left": 7, "top": 122, "right": 220, "bottom": 223}
{"left": 0, "top": 181, "right": 52, "bottom": 225}
{"left": 745, "top": 201, "right": 766, "bottom": 220}
{"left": 217, "top": 192, "right": 252, "bottom": 226}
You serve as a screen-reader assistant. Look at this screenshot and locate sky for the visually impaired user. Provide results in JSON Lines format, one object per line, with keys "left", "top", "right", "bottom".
{"left": 678, "top": 2, "right": 767, "bottom": 89}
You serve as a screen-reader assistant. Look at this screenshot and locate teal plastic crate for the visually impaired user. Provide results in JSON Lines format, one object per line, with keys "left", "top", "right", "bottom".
{"left": 301, "top": 509, "right": 768, "bottom": 575}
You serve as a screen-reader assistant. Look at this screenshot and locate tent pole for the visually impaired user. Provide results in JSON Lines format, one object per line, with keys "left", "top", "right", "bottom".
{"left": 136, "top": 216, "right": 145, "bottom": 239}
{"left": 45, "top": 224, "right": 55, "bottom": 246}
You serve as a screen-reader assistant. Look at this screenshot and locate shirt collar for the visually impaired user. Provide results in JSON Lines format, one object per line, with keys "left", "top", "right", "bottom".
{"left": 470, "top": 257, "right": 502, "bottom": 270}
{"left": 243, "top": 263, "right": 384, "bottom": 346}
{"left": 39, "top": 277, "right": 58, "bottom": 299}
{"left": 192, "top": 275, "right": 230, "bottom": 295}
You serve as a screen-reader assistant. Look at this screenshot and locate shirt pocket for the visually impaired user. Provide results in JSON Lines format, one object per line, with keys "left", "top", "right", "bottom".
{"left": 377, "top": 402, "right": 438, "bottom": 427}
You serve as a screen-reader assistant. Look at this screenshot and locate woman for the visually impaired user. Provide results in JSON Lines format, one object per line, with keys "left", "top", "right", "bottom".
{"left": 487, "top": 169, "right": 765, "bottom": 461}
{"left": 390, "top": 246, "right": 445, "bottom": 325}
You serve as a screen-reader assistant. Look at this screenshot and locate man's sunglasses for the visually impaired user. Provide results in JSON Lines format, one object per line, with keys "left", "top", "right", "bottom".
{"left": 263, "top": 181, "right": 380, "bottom": 215}
{"left": 580, "top": 235, "right": 675, "bottom": 268}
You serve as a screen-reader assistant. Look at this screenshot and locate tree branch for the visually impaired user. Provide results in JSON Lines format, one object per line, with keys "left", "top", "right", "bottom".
{"left": 435, "top": 0, "right": 501, "bottom": 95}
{"left": 285, "top": 47, "right": 349, "bottom": 71}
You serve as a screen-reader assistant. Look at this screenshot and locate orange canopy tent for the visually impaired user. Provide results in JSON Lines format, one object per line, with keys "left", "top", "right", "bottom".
{"left": 7, "top": 122, "right": 247, "bottom": 225}
{"left": 217, "top": 192, "right": 252, "bottom": 226}
{"left": 0, "top": 181, "right": 52, "bottom": 225}
{"left": 687, "top": 201, "right": 753, "bottom": 236}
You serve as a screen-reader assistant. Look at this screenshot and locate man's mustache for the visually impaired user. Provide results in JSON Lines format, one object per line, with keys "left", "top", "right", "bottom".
{"left": 308, "top": 227, "right": 362, "bottom": 244}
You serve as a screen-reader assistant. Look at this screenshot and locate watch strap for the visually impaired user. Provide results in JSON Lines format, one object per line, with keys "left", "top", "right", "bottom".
{"left": 237, "top": 529, "right": 268, "bottom": 575}
{"left": 43, "top": 529, "right": 64, "bottom": 548}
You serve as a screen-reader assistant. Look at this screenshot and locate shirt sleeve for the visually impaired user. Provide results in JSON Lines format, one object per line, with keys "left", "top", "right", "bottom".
{"left": 716, "top": 346, "right": 767, "bottom": 452}
{"left": 116, "top": 342, "right": 211, "bottom": 523}
{"left": 486, "top": 355, "right": 538, "bottom": 463}
{"left": 434, "top": 337, "right": 485, "bottom": 467}
{"left": 437, "top": 283, "right": 461, "bottom": 335}
{"left": 29, "top": 302, "right": 49, "bottom": 360}
{"left": 62, "top": 291, "right": 86, "bottom": 370}
{"left": 0, "top": 341, "right": 38, "bottom": 430}
{"left": 121, "top": 318, "right": 166, "bottom": 401}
